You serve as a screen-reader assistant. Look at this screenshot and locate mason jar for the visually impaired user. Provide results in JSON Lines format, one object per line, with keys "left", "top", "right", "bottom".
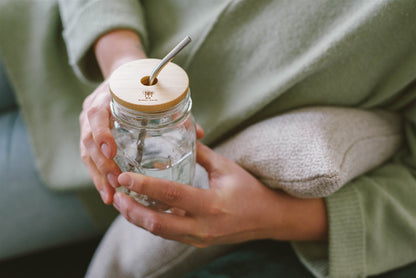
{"left": 109, "top": 59, "right": 196, "bottom": 208}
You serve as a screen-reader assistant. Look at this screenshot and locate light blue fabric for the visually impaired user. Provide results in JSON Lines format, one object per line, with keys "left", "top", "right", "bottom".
{"left": 0, "top": 59, "right": 99, "bottom": 260}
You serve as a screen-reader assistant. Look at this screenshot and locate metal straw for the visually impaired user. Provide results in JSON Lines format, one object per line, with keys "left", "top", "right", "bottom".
{"left": 148, "top": 36, "right": 192, "bottom": 85}
{"left": 135, "top": 36, "right": 192, "bottom": 168}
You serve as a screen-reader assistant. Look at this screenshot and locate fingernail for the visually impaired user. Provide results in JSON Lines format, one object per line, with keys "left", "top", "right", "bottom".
{"left": 101, "top": 143, "right": 112, "bottom": 159}
{"left": 118, "top": 173, "right": 133, "bottom": 188}
{"left": 99, "top": 190, "right": 108, "bottom": 202}
{"left": 107, "top": 173, "right": 119, "bottom": 188}
{"left": 113, "top": 192, "right": 121, "bottom": 210}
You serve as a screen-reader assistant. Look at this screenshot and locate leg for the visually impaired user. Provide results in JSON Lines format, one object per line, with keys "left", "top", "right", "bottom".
{"left": 86, "top": 216, "right": 235, "bottom": 278}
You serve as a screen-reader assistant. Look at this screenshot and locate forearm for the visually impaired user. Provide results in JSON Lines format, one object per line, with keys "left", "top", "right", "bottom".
{"left": 94, "top": 29, "right": 147, "bottom": 79}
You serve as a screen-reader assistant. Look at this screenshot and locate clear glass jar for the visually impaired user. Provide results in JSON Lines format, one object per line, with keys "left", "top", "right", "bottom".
{"left": 110, "top": 92, "right": 196, "bottom": 208}
{"left": 109, "top": 59, "right": 196, "bottom": 209}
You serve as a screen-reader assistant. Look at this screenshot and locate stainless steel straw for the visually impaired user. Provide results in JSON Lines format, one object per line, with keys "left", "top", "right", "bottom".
{"left": 148, "top": 36, "right": 192, "bottom": 85}
{"left": 135, "top": 36, "right": 192, "bottom": 166}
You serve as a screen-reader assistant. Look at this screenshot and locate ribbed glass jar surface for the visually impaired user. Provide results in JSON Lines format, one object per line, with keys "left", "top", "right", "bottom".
{"left": 110, "top": 92, "right": 196, "bottom": 209}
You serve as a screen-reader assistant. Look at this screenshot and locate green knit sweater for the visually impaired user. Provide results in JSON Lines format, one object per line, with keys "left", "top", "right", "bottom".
{"left": 0, "top": 0, "right": 415, "bottom": 277}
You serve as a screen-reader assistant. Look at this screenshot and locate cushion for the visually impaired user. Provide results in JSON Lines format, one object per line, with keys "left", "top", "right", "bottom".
{"left": 214, "top": 107, "right": 404, "bottom": 198}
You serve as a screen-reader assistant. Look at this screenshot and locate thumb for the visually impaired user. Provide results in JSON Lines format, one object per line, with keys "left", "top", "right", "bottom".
{"left": 196, "top": 141, "right": 224, "bottom": 174}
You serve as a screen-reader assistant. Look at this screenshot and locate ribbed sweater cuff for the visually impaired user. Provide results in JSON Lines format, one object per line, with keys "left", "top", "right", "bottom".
{"left": 292, "top": 185, "right": 366, "bottom": 278}
{"left": 62, "top": 0, "right": 147, "bottom": 84}
{"left": 327, "top": 185, "right": 366, "bottom": 277}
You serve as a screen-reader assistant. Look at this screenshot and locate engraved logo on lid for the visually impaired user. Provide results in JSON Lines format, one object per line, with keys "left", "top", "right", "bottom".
{"left": 144, "top": 91, "right": 153, "bottom": 99}
{"left": 138, "top": 90, "right": 157, "bottom": 102}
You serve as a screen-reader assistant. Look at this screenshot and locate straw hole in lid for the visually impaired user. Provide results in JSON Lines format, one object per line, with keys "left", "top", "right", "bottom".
{"left": 140, "top": 76, "right": 158, "bottom": 86}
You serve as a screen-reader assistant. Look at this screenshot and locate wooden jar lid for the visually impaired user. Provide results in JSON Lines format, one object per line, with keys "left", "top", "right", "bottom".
{"left": 109, "top": 59, "right": 189, "bottom": 112}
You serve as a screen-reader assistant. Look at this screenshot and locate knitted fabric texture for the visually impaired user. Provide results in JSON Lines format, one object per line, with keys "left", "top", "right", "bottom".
{"left": 215, "top": 107, "right": 403, "bottom": 198}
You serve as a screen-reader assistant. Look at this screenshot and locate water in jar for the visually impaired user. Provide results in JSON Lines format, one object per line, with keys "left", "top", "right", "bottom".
{"left": 111, "top": 119, "right": 195, "bottom": 207}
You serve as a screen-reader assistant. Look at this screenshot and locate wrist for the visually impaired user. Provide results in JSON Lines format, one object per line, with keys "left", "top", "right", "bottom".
{"left": 267, "top": 192, "right": 328, "bottom": 241}
{"left": 94, "top": 29, "right": 147, "bottom": 79}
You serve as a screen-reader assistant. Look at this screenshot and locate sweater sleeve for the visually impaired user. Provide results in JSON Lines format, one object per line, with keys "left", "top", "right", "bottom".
{"left": 292, "top": 100, "right": 416, "bottom": 277}
{"left": 58, "top": 0, "right": 147, "bottom": 84}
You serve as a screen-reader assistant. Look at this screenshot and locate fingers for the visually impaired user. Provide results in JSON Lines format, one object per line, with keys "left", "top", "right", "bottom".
{"left": 86, "top": 84, "right": 117, "bottom": 159}
{"left": 196, "top": 124, "right": 205, "bottom": 140}
{"left": 80, "top": 107, "right": 120, "bottom": 178}
{"left": 118, "top": 173, "right": 210, "bottom": 214}
{"left": 113, "top": 192, "right": 219, "bottom": 248}
{"left": 113, "top": 192, "right": 196, "bottom": 236}
{"left": 80, "top": 144, "right": 114, "bottom": 204}
{"left": 195, "top": 141, "right": 224, "bottom": 174}
{"left": 82, "top": 130, "right": 121, "bottom": 187}
{"left": 79, "top": 81, "right": 121, "bottom": 204}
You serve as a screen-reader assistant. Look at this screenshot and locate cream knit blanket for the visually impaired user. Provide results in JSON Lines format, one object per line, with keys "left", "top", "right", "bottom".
{"left": 214, "top": 107, "right": 403, "bottom": 198}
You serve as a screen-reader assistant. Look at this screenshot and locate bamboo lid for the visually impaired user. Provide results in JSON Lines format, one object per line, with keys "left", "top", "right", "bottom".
{"left": 109, "top": 59, "right": 189, "bottom": 112}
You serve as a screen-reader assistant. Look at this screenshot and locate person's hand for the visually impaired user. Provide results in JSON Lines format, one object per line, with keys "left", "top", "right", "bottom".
{"left": 112, "top": 142, "right": 328, "bottom": 247}
{"left": 80, "top": 29, "right": 147, "bottom": 204}
{"left": 80, "top": 80, "right": 119, "bottom": 204}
